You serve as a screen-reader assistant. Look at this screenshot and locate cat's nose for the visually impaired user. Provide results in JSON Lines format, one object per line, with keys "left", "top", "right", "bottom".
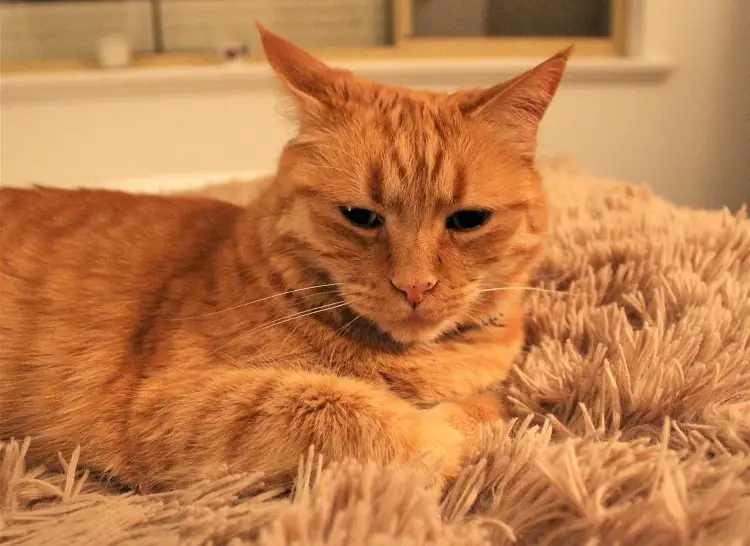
{"left": 390, "top": 278, "right": 437, "bottom": 308}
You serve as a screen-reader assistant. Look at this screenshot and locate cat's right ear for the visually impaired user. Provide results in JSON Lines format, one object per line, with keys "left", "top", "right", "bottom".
{"left": 257, "top": 23, "right": 344, "bottom": 129}
{"left": 458, "top": 46, "right": 572, "bottom": 158}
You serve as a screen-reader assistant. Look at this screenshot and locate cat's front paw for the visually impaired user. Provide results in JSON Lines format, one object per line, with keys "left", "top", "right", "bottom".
{"left": 455, "top": 390, "right": 506, "bottom": 431}
{"left": 428, "top": 391, "right": 506, "bottom": 438}
{"left": 410, "top": 409, "right": 466, "bottom": 489}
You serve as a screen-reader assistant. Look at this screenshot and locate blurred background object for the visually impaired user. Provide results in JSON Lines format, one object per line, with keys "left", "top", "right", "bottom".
{"left": 1, "top": 0, "right": 748, "bottom": 209}
{"left": 415, "top": 0, "right": 610, "bottom": 37}
{"left": 0, "top": 0, "right": 391, "bottom": 63}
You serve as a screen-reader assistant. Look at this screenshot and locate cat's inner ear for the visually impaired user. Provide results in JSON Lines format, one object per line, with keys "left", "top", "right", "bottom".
{"left": 256, "top": 23, "right": 348, "bottom": 127}
{"left": 460, "top": 46, "right": 573, "bottom": 156}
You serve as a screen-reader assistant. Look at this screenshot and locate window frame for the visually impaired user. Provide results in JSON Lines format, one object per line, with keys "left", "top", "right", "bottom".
{"left": 392, "top": 0, "right": 629, "bottom": 57}
{"left": 0, "top": 0, "right": 631, "bottom": 75}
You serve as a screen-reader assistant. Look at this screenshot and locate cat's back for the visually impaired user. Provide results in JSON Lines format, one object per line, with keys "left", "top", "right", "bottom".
{"left": 0, "top": 186, "right": 246, "bottom": 457}
{"left": 0, "top": 185, "right": 244, "bottom": 353}
{"left": 1, "top": 185, "right": 242, "bottom": 259}
{"left": 1, "top": 185, "right": 243, "bottom": 281}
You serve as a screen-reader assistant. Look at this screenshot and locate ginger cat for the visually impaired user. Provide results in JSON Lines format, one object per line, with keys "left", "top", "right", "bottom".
{"left": 0, "top": 26, "right": 569, "bottom": 491}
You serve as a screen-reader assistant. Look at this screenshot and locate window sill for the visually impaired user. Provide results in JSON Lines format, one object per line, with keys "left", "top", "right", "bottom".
{"left": 1, "top": 56, "right": 673, "bottom": 102}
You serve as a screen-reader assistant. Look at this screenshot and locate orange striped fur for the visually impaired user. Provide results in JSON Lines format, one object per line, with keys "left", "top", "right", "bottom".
{"left": 0, "top": 27, "right": 570, "bottom": 490}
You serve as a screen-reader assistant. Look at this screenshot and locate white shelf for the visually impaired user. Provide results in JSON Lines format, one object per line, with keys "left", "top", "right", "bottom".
{"left": 1, "top": 56, "right": 673, "bottom": 102}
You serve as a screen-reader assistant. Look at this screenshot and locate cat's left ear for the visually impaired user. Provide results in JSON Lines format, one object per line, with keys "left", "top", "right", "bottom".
{"left": 461, "top": 46, "right": 573, "bottom": 157}
{"left": 256, "top": 23, "right": 347, "bottom": 129}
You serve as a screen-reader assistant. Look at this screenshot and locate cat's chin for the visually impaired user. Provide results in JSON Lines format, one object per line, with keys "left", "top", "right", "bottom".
{"left": 377, "top": 316, "right": 454, "bottom": 345}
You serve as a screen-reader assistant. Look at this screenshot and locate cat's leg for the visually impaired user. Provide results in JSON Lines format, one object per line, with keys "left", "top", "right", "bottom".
{"left": 122, "top": 367, "right": 465, "bottom": 491}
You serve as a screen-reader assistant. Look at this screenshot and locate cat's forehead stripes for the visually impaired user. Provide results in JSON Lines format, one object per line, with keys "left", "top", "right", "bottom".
{"left": 368, "top": 98, "right": 465, "bottom": 214}
{"left": 369, "top": 163, "right": 385, "bottom": 206}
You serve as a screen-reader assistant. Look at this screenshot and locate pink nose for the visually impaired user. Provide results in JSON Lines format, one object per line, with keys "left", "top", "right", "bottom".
{"left": 391, "top": 278, "right": 437, "bottom": 307}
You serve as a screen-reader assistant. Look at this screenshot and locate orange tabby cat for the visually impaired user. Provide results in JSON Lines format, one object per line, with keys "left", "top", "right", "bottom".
{"left": 0, "top": 26, "right": 569, "bottom": 491}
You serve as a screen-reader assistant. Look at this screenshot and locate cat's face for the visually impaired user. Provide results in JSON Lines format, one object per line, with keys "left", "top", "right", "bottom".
{"left": 259, "top": 26, "right": 569, "bottom": 343}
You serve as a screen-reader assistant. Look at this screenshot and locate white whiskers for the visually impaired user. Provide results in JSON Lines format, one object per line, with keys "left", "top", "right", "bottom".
{"left": 336, "top": 314, "right": 362, "bottom": 337}
{"left": 171, "top": 283, "right": 345, "bottom": 321}
{"left": 251, "top": 301, "right": 350, "bottom": 335}
{"left": 479, "top": 286, "right": 564, "bottom": 295}
{"left": 215, "top": 300, "right": 351, "bottom": 353}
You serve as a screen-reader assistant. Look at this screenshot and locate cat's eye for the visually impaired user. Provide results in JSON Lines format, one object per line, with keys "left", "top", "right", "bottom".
{"left": 446, "top": 210, "right": 492, "bottom": 232}
{"left": 340, "top": 206, "right": 384, "bottom": 229}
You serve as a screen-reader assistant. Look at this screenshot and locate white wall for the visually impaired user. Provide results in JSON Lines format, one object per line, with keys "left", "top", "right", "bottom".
{"left": 534, "top": 0, "right": 748, "bottom": 209}
{"left": 1, "top": 0, "right": 748, "bottom": 209}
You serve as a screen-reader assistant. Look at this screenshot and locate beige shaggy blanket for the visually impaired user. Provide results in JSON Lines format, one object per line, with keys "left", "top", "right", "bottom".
{"left": 2, "top": 159, "right": 749, "bottom": 545}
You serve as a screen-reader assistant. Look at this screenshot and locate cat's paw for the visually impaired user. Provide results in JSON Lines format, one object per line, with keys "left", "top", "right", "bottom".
{"left": 410, "top": 410, "right": 466, "bottom": 489}
{"left": 428, "top": 391, "right": 506, "bottom": 438}
{"left": 455, "top": 391, "right": 506, "bottom": 430}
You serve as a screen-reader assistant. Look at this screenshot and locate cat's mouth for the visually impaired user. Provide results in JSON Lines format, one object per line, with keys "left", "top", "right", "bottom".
{"left": 340, "top": 285, "right": 469, "bottom": 344}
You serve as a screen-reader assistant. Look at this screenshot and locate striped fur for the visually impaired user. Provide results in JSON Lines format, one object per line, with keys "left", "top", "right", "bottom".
{"left": 0, "top": 28, "right": 570, "bottom": 491}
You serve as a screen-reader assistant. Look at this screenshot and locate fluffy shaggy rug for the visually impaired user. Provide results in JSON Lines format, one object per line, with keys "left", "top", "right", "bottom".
{"left": 2, "top": 159, "right": 749, "bottom": 545}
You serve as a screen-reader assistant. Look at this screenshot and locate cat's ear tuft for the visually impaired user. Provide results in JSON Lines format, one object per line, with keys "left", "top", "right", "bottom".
{"left": 256, "top": 23, "right": 346, "bottom": 128}
{"left": 461, "top": 45, "right": 573, "bottom": 157}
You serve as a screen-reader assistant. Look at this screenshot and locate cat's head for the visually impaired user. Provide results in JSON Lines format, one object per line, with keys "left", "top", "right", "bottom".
{"left": 258, "top": 25, "right": 570, "bottom": 344}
